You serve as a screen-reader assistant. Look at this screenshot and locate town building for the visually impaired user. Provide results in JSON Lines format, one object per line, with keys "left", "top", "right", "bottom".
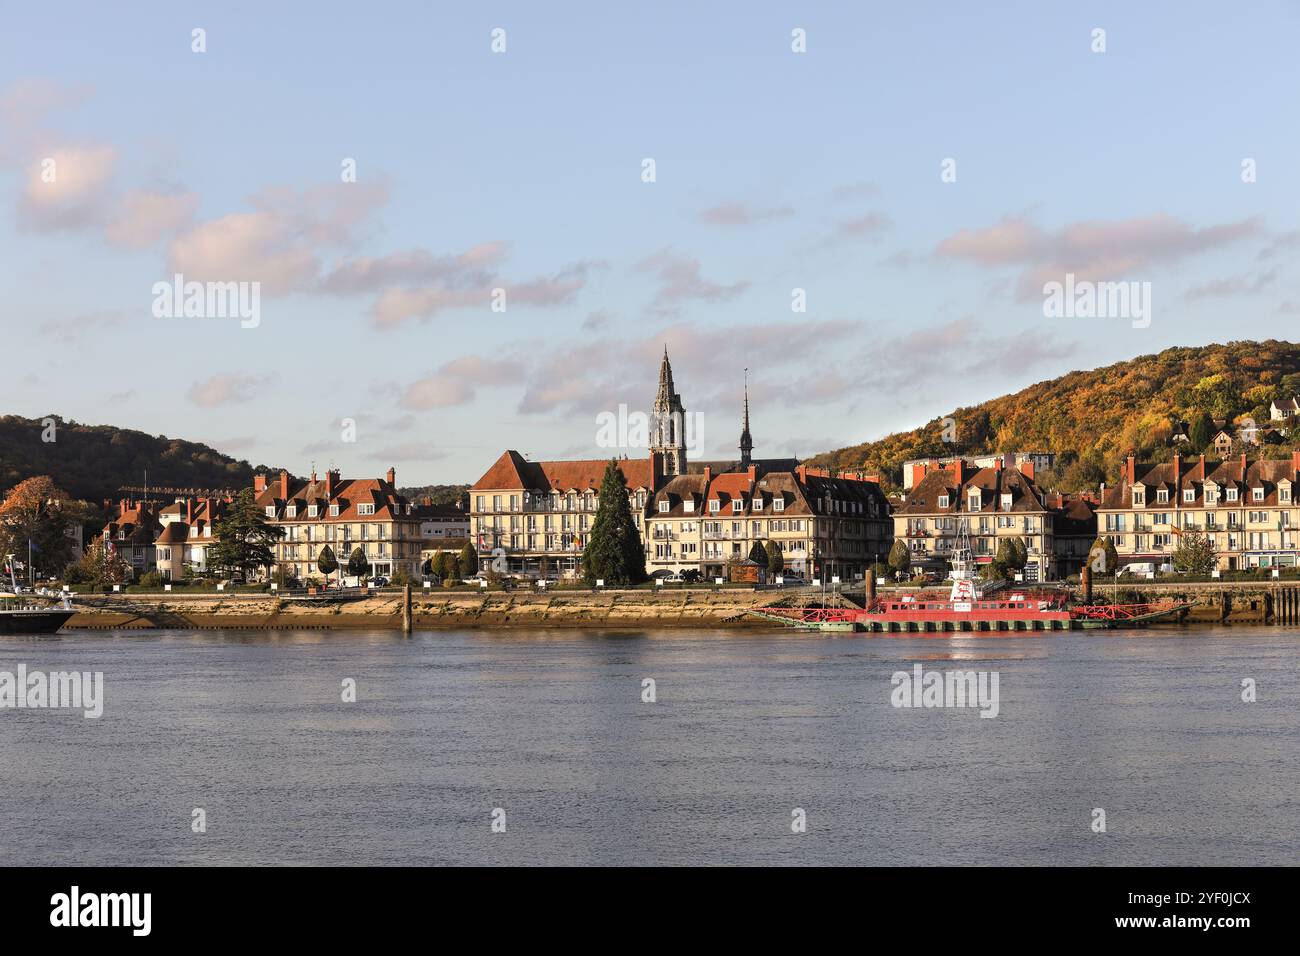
{"left": 1270, "top": 397, "right": 1299, "bottom": 422}
{"left": 414, "top": 498, "right": 470, "bottom": 542}
{"left": 153, "top": 497, "right": 229, "bottom": 581}
{"left": 100, "top": 500, "right": 161, "bottom": 579}
{"left": 901, "top": 452, "right": 1054, "bottom": 490}
{"left": 1043, "top": 492, "right": 1099, "bottom": 578}
{"left": 1097, "top": 452, "right": 1300, "bottom": 572}
{"left": 894, "top": 456, "right": 1059, "bottom": 581}
{"left": 252, "top": 468, "right": 423, "bottom": 582}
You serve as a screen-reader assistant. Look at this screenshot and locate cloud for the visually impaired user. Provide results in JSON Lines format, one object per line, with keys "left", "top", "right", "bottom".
{"left": 633, "top": 250, "right": 751, "bottom": 315}
{"left": 38, "top": 310, "right": 127, "bottom": 335}
{"left": 1185, "top": 270, "right": 1276, "bottom": 300}
{"left": 582, "top": 309, "right": 614, "bottom": 330}
{"left": 396, "top": 356, "right": 525, "bottom": 410}
{"left": 318, "top": 242, "right": 510, "bottom": 295}
{"left": 935, "top": 214, "right": 1262, "bottom": 300}
{"left": 830, "top": 211, "right": 891, "bottom": 242}
{"left": 188, "top": 373, "right": 269, "bottom": 407}
{"left": 699, "top": 201, "right": 794, "bottom": 226}
{"left": 370, "top": 443, "right": 449, "bottom": 463}
{"left": 18, "top": 145, "right": 116, "bottom": 230}
{"left": 105, "top": 189, "right": 199, "bottom": 248}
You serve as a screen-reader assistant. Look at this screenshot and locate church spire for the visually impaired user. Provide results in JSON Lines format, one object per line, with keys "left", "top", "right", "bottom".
{"left": 651, "top": 347, "right": 687, "bottom": 477}
{"left": 739, "top": 368, "right": 753, "bottom": 467}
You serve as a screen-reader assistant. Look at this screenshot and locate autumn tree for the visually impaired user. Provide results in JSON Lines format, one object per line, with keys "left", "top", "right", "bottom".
{"left": 765, "top": 540, "right": 784, "bottom": 575}
{"left": 887, "top": 539, "right": 911, "bottom": 576}
{"left": 1173, "top": 530, "right": 1216, "bottom": 575}
{"left": 0, "top": 476, "right": 91, "bottom": 582}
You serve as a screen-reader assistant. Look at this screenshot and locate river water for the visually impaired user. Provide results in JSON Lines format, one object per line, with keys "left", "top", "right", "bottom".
{"left": 1, "top": 627, "right": 1296, "bottom": 866}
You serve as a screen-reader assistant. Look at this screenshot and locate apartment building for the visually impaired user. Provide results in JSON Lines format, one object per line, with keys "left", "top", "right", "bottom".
{"left": 894, "top": 456, "right": 1058, "bottom": 581}
{"left": 252, "top": 468, "right": 423, "bottom": 582}
{"left": 1043, "top": 492, "right": 1099, "bottom": 578}
{"left": 646, "top": 463, "right": 892, "bottom": 581}
{"left": 469, "top": 451, "right": 653, "bottom": 578}
{"left": 1097, "top": 452, "right": 1300, "bottom": 571}
{"left": 901, "top": 452, "right": 1054, "bottom": 490}
{"left": 100, "top": 500, "right": 161, "bottom": 579}
{"left": 153, "top": 496, "right": 229, "bottom": 581}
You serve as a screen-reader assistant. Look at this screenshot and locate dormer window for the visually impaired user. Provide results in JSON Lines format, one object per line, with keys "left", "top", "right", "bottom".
{"left": 308, "top": 505, "right": 318, "bottom": 518}
{"left": 1000, "top": 494, "right": 1012, "bottom": 510}
{"left": 265, "top": 506, "right": 276, "bottom": 517}
{"left": 358, "top": 503, "right": 375, "bottom": 515}
{"left": 938, "top": 495, "right": 949, "bottom": 509}
{"left": 752, "top": 497, "right": 762, "bottom": 511}
{"left": 658, "top": 500, "right": 670, "bottom": 513}
{"left": 330, "top": 504, "right": 340, "bottom": 517}
{"left": 732, "top": 499, "right": 743, "bottom": 513}
{"left": 1156, "top": 489, "right": 1168, "bottom": 504}
{"left": 1282, "top": 487, "right": 1292, "bottom": 503}
{"left": 1184, "top": 489, "right": 1195, "bottom": 503}
{"left": 1226, "top": 488, "right": 1238, "bottom": 502}
{"left": 684, "top": 500, "right": 695, "bottom": 513}
{"left": 1253, "top": 487, "right": 1264, "bottom": 502}
{"left": 773, "top": 499, "right": 784, "bottom": 513}
{"left": 285, "top": 505, "right": 297, "bottom": 518}
{"left": 709, "top": 500, "right": 720, "bottom": 513}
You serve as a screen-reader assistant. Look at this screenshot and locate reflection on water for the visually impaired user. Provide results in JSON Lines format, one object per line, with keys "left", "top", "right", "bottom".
{"left": 1, "top": 626, "right": 1296, "bottom": 866}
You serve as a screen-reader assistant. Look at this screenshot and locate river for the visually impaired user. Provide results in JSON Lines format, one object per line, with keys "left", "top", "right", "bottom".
{"left": 1, "top": 627, "right": 1296, "bottom": 865}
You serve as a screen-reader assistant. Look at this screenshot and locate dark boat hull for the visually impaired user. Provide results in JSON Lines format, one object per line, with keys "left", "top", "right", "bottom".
{"left": 0, "top": 610, "right": 76, "bottom": 634}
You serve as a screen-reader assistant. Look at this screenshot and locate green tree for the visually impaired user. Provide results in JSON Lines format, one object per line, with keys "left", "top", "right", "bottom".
{"left": 317, "top": 545, "right": 338, "bottom": 586}
{"left": 1173, "top": 530, "right": 1216, "bottom": 575}
{"left": 581, "top": 460, "right": 646, "bottom": 585}
{"left": 1189, "top": 410, "right": 1215, "bottom": 450}
{"left": 1011, "top": 536, "right": 1028, "bottom": 570}
{"left": 428, "top": 552, "right": 446, "bottom": 580}
{"left": 747, "top": 540, "right": 768, "bottom": 565}
{"left": 765, "top": 540, "right": 784, "bottom": 575}
{"left": 887, "top": 539, "right": 911, "bottom": 576}
{"left": 458, "top": 542, "right": 478, "bottom": 578}
{"left": 1088, "top": 536, "right": 1119, "bottom": 575}
{"left": 347, "top": 546, "right": 371, "bottom": 581}
{"left": 208, "top": 488, "right": 284, "bottom": 581}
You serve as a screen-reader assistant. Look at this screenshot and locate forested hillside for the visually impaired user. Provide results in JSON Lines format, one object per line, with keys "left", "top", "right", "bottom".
{"left": 0, "top": 414, "right": 282, "bottom": 503}
{"left": 809, "top": 341, "right": 1300, "bottom": 492}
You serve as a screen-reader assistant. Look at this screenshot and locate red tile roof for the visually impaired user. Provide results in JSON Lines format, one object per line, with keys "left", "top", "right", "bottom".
{"left": 471, "top": 450, "right": 653, "bottom": 492}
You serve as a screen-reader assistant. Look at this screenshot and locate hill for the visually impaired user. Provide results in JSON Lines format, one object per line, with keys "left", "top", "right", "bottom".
{"left": 0, "top": 414, "right": 283, "bottom": 504}
{"left": 808, "top": 340, "right": 1300, "bottom": 492}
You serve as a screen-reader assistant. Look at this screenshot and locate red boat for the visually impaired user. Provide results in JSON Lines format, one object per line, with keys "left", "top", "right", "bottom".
{"left": 751, "top": 527, "right": 1189, "bottom": 634}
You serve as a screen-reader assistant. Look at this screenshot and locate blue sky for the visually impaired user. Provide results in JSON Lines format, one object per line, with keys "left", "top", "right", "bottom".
{"left": 2, "top": 1, "right": 1297, "bottom": 485}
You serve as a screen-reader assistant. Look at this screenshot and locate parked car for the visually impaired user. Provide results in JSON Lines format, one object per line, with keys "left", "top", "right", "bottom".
{"left": 371, "top": 576, "right": 389, "bottom": 587}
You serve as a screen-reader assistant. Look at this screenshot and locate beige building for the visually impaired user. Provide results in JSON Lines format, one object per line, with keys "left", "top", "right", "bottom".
{"left": 1097, "top": 452, "right": 1300, "bottom": 572}
{"left": 253, "top": 468, "right": 423, "bottom": 582}
{"left": 894, "top": 456, "right": 1058, "bottom": 581}
{"left": 469, "top": 452, "right": 653, "bottom": 578}
{"left": 647, "top": 463, "right": 892, "bottom": 580}
{"left": 153, "top": 497, "right": 228, "bottom": 581}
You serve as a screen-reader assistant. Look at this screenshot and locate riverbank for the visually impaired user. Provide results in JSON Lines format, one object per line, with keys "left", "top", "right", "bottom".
{"left": 63, "top": 589, "right": 774, "bottom": 630}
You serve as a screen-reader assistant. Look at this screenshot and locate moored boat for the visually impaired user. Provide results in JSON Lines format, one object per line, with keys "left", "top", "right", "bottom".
{"left": 0, "top": 591, "right": 76, "bottom": 634}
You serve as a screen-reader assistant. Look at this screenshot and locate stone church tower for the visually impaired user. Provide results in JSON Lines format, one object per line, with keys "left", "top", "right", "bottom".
{"left": 651, "top": 346, "right": 688, "bottom": 477}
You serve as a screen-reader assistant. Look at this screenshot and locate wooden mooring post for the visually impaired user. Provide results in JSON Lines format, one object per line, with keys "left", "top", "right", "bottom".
{"left": 402, "top": 583, "right": 413, "bottom": 634}
{"left": 1273, "top": 585, "right": 1300, "bottom": 626}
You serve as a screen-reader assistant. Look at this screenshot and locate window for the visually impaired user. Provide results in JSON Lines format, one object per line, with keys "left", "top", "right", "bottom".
{"left": 938, "top": 495, "right": 949, "bottom": 508}
{"left": 358, "top": 503, "right": 375, "bottom": 516}
{"left": 330, "top": 504, "right": 340, "bottom": 517}
{"left": 773, "top": 499, "right": 784, "bottom": 513}
{"left": 1282, "top": 487, "right": 1292, "bottom": 503}
{"left": 684, "top": 500, "right": 695, "bottom": 513}
{"left": 1156, "top": 489, "right": 1168, "bottom": 504}
{"left": 1133, "top": 490, "right": 1145, "bottom": 507}
{"left": 732, "top": 500, "right": 743, "bottom": 513}
{"left": 265, "top": 506, "right": 276, "bottom": 517}
{"left": 1183, "top": 489, "right": 1195, "bottom": 503}
{"left": 752, "top": 497, "right": 762, "bottom": 511}
{"left": 285, "top": 505, "right": 297, "bottom": 518}
{"left": 1226, "top": 488, "right": 1238, "bottom": 502}
{"left": 308, "top": 505, "right": 318, "bottom": 517}
{"left": 658, "top": 500, "right": 669, "bottom": 513}
{"left": 709, "top": 500, "right": 720, "bottom": 513}
{"left": 1253, "top": 487, "right": 1264, "bottom": 502}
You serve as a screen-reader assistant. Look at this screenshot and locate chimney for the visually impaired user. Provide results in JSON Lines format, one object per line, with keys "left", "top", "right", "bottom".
{"left": 1126, "top": 455, "right": 1135, "bottom": 485}
{"left": 1173, "top": 454, "right": 1181, "bottom": 488}
{"left": 254, "top": 474, "right": 267, "bottom": 493}
{"left": 386, "top": 467, "right": 396, "bottom": 486}
{"left": 1200, "top": 453, "right": 1206, "bottom": 476}
{"left": 1019, "top": 460, "right": 1035, "bottom": 481}
{"left": 1292, "top": 449, "right": 1300, "bottom": 476}
{"left": 704, "top": 466, "right": 713, "bottom": 483}
{"left": 186, "top": 499, "right": 193, "bottom": 523}
{"left": 747, "top": 464, "right": 757, "bottom": 481}
{"left": 325, "top": 469, "right": 336, "bottom": 499}
{"left": 279, "top": 470, "right": 289, "bottom": 501}
{"left": 1241, "top": 452, "right": 1247, "bottom": 478}
{"left": 796, "top": 464, "right": 805, "bottom": 483}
